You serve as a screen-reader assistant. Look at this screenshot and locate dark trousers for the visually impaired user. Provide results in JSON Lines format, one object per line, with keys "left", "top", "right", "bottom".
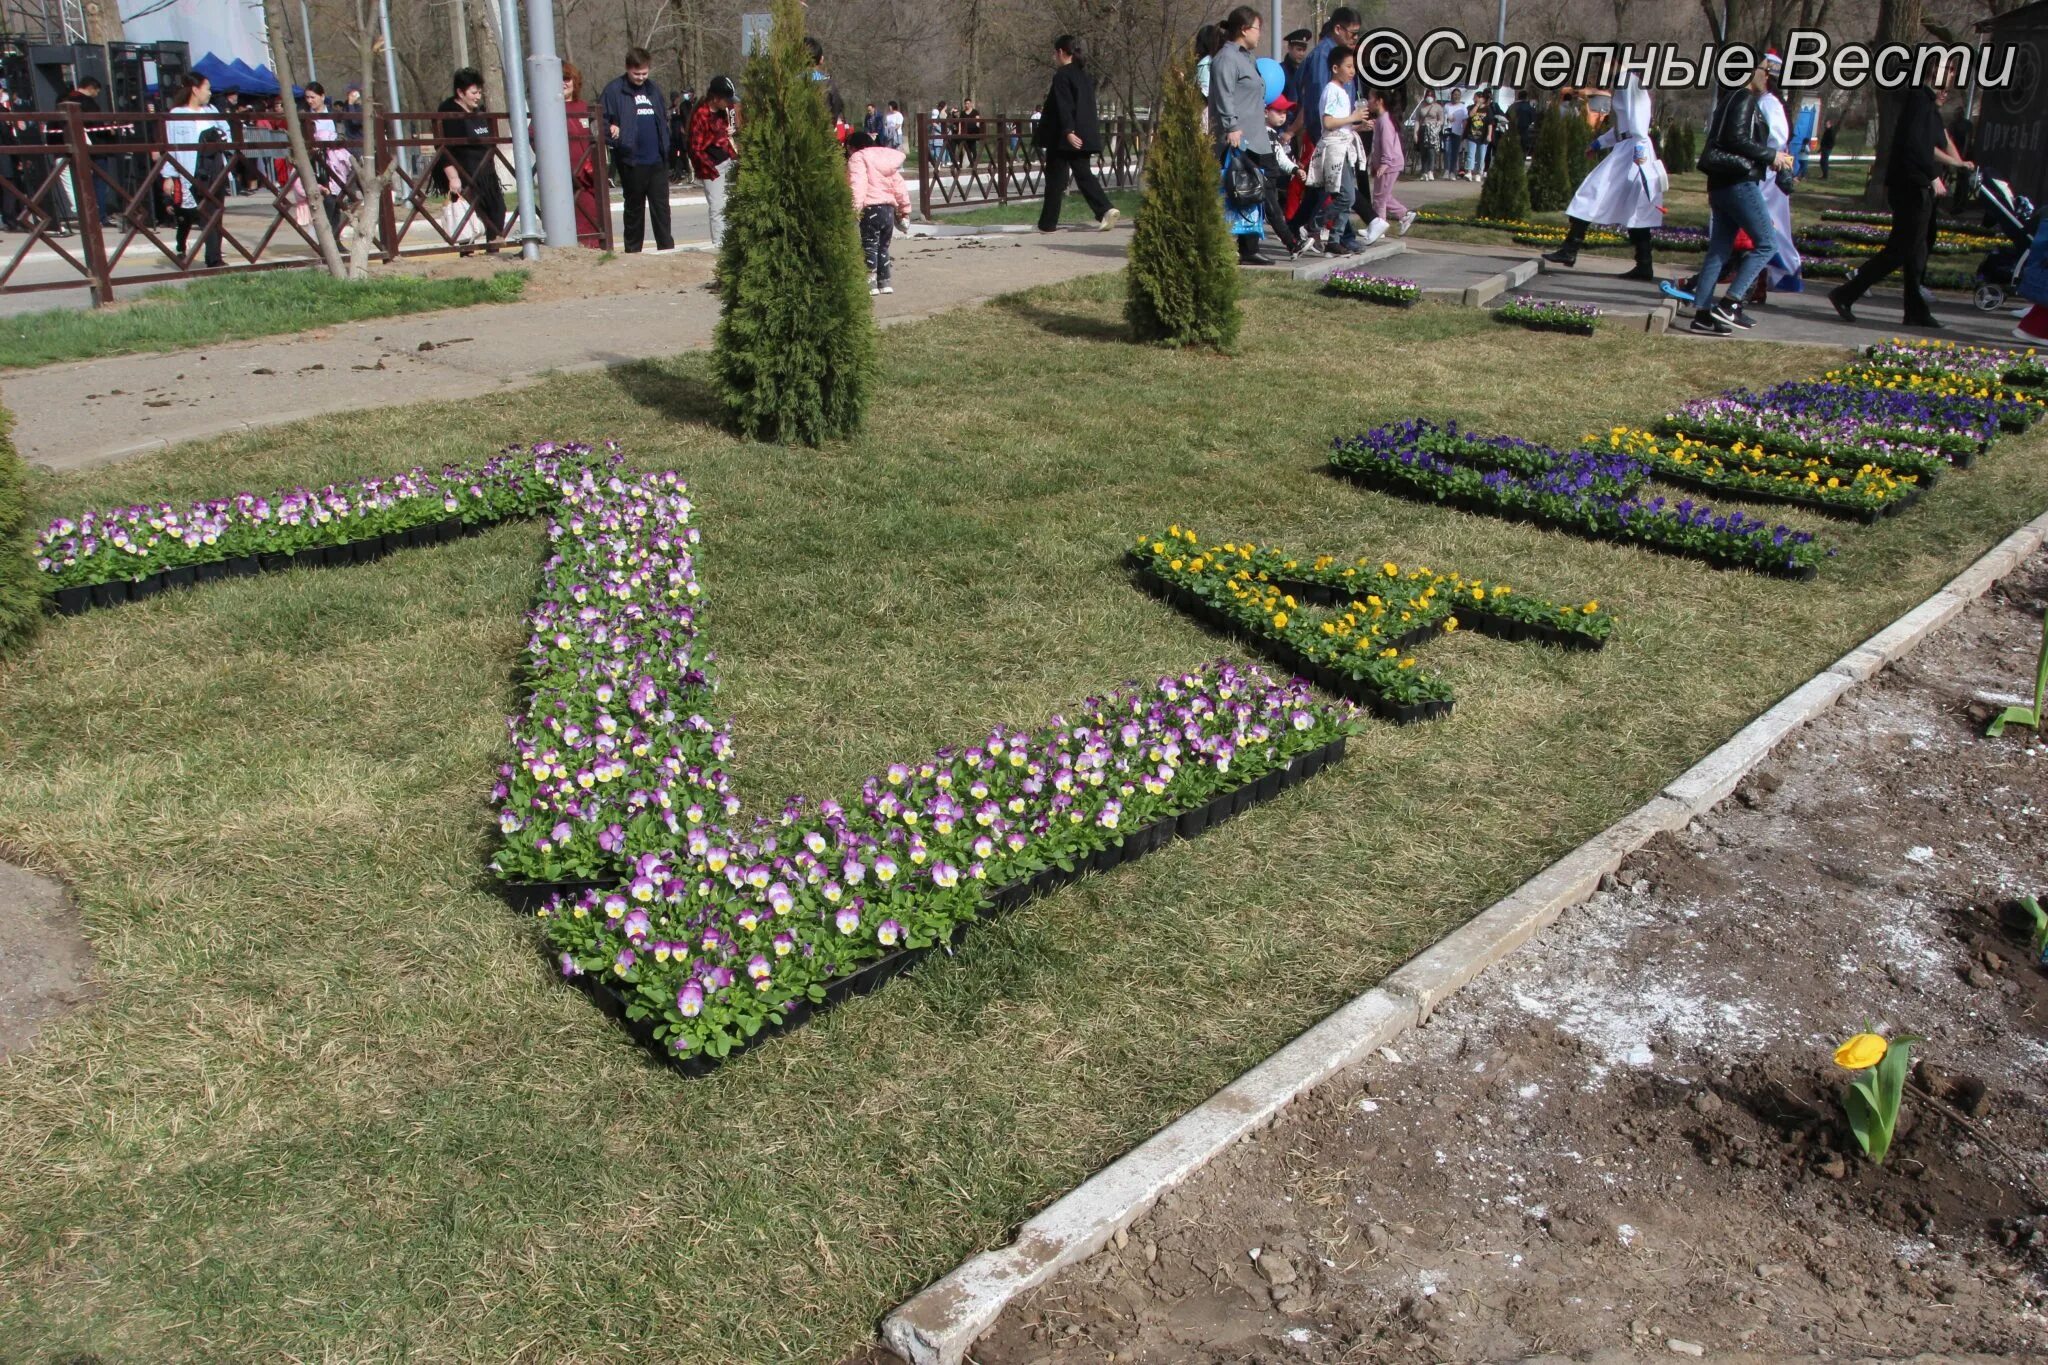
{"left": 175, "top": 199, "right": 224, "bottom": 267}
{"left": 1251, "top": 149, "right": 1298, "bottom": 254}
{"left": 1838, "top": 181, "right": 1934, "bottom": 322}
{"left": 1038, "top": 148, "right": 1111, "bottom": 230}
{"left": 619, "top": 161, "right": 672, "bottom": 251}
{"left": 859, "top": 203, "right": 895, "bottom": 286}
{"left": 1819, "top": 147, "right": 1832, "bottom": 179}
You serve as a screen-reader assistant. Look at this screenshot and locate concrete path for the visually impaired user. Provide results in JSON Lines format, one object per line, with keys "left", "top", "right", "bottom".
{"left": 11, "top": 227, "right": 1130, "bottom": 473}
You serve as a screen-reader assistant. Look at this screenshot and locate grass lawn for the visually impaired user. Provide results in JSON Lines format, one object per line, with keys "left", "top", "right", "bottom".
{"left": 2, "top": 273, "right": 2044, "bottom": 1362}
{"left": 0, "top": 268, "right": 527, "bottom": 371}
{"left": 935, "top": 186, "right": 1143, "bottom": 227}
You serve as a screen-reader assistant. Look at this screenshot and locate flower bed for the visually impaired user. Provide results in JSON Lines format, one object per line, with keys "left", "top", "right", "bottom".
{"left": 1127, "top": 528, "right": 1610, "bottom": 721}
{"left": 1825, "top": 364, "right": 2047, "bottom": 433}
{"left": 1590, "top": 427, "right": 1920, "bottom": 523}
{"left": 1324, "top": 271, "right": 1421, "bottom": 307}
{"left": 491, "top": 466, "right": 731, "bottom": 890}
{"left": 1329, "top": 419, "right": 1826, "bottom": 578}
{"left": 1860, "top": 339, "right": 2048, "bottom": 392}
{"left": 1662, "top": 381, "right": 1992, "bottom": 476}
{"left": 535, "top": 657, "right": 1359, "bottom": 1067}
{"left": 1494, "top": 295, "right": 1601, "bottom": 336}
{"left": 34, "top": 444, "right": 609, "bottom": 613}
{"left": 499, "top": 474, "right": 1361, "bottom": 1068}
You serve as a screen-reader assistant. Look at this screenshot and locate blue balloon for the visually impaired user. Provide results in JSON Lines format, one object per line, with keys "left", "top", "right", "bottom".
{"left": 1257, "top": 57, "right": 1286, "bottom": 105}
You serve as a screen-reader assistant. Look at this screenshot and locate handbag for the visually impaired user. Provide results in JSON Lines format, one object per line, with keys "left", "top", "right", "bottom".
{"left": 1223, "top": 148, "right": 1264, "bottom": 207}
{"left": 1695, "top": 94, "right": 1754, "bottom": 181}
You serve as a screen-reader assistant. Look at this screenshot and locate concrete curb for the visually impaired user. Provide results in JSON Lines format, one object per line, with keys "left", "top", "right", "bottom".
{"left": 1290, "top": 239, "right": 1407, "bottom": 283}
{"left": 1461, "top": 255, "right": 1540, "bottom": 307}
{"left": 876, "top": 509, "right": 2048, "bottom": 1365}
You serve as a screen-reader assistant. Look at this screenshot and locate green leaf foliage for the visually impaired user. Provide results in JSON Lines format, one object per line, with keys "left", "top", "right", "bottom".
{"left": 1475, "top": 131, "right": 1531, "bottom": 222}
{"left": 1842, "top": 1033, "right": 1920, "bottom": 1164}
{"left": 711, "top": 0, "right": 876, "bottom": 445}
{"left": 1527, "top": 101, "right": 1574, "bottom": 213}
{"left": 0, "top": 398, "right": 42, "bottom": 658}
{"left": 1126, "top": 52, "right": 1240, "bottom": 350}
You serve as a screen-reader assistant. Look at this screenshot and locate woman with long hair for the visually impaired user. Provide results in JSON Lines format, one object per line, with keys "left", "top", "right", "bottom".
{"left": 162, "top": 71, "right": 228, "bottom": 267}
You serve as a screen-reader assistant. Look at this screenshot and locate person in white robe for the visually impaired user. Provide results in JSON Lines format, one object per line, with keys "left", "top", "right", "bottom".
{"left": 1540, "top": 78, "right": 1666, "bottom": 282}
{"left": 1756, "top": 52, "right": 1802, "bottom": 291}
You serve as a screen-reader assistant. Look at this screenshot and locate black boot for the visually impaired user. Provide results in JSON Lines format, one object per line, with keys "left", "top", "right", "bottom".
{"left": 1618, "top": 227, "right": 1655, "bottom": 281}
{"left": 1541, "top": 217, "right": 1587, "bottom": 268}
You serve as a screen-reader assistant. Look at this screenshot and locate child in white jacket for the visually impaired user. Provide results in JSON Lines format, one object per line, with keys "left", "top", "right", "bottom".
{"left": 847, "top": 131, "right": 913, "bottom": 294}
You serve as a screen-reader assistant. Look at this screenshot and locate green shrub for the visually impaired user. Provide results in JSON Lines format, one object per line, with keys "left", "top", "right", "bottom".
{"left": 1126, "top": 51, "right": 1239, "bottom": 350}
{"left": 1527, "top": 101, "right": 1573, "bottom": 213}
{"left": 1475, "top": 133, "right": 1531, "bottom": 222}
{"left": 711, "top": 0, "right": 875, "bottom": 444}
{"left": 0, "top": 399, "right": 43, "bottom": 658}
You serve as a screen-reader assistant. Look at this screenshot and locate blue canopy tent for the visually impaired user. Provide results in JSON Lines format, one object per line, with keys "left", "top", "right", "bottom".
{"left": 191, "top": 52, "right": 240, "bottom": 92}
{"left": 230, "top": 59, "right": 279, "bottom": 96}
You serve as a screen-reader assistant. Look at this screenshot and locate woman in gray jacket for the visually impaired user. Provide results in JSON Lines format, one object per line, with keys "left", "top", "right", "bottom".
{"left": 1209, "top": 6, "right": 1275, "bottom": 265}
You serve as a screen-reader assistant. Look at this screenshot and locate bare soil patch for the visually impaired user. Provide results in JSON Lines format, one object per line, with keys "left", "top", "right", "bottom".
{"left": 389, "top": 240, "right": 715, "bottom": 304}
{"left": 970, "top": 554, "right": 2048, "bottom": 1363}
{"left": 0, "top": 858, "right": 92, "bottom": 1058}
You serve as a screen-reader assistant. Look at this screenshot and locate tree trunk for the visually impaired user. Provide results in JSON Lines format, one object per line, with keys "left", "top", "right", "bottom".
{"left": 349, "top": 0, "right": 397, "bottom": 279}
{"left": 1864, "top": 0, "right": 1924, "bottom": 204}
{"left": 472, "top": 0, "right": 509, "bottom": 114}
{"left": 263, "top": 0, "right": 349, "bottom": 277}
{"left": 82, "top": 0, "right": 124, "bottom": 43}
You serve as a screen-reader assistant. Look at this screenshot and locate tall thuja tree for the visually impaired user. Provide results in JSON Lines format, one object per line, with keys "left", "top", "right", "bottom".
{"left": 1527, "top": 101, "right": 1573, "bottom": 212}
{"left": 712, "top": 0, "right": 875, "bottom": 444}
{"left": 0, "top": 398, "right": 43, "bottom": 658}
{"left": 1126, "top": 51, "right": 1239, "bottom": 349}
{"left": 1475, "top": 122, "right": 1530, "bottom": 221}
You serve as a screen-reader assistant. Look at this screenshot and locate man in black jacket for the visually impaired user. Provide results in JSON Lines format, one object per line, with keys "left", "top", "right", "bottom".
{"left": 1687, "top": 55, "right": 1793, "bottom": 336}
{"left": 1033, "top": 35, "right": 1120, "bottom": 233}
{"left": 601, "top": 49, "right": 674, "bottom": 252}
{"left": 1829, "top": 82, "right": 1972, "bottom": 329}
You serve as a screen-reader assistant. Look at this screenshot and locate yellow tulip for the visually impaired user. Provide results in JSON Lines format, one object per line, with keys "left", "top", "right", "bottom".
{"left": 1834, "top": 1032, "right": 1888, "bottom": 1070}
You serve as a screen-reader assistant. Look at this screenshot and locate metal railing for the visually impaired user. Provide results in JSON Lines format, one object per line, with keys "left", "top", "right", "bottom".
{"left": 0, "top": 104, "right": 614, "bottom": 304}
{"left": 914, "top": 114, "right": 1148, "bottom": 218}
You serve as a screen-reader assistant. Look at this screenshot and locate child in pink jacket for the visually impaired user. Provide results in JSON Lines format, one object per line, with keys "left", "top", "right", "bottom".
{"left": 1366, "top": 88, "right": 1415, "bottom": 241}
{"left": 847, "top": 132, "right": 913, "bottom": 295}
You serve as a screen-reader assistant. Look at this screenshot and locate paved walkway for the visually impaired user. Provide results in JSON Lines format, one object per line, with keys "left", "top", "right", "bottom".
{"left": 13, "top": 227, "right": 1130, "bottom": 473}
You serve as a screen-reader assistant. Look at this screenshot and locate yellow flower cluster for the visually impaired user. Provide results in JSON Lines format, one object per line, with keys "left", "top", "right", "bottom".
{"left": 1598, "top": 426, "right": 1914, "bottom": 502}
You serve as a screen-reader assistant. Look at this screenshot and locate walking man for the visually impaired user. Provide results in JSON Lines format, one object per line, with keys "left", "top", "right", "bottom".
{"left": 602, "top": 48, "right": 674, "bottom": 253}
{"left": 1033, "top": 35, "right": 1120, "bottom": 234}
{"left": 1829, "top": 81, "right": 1972, "bottom": 329}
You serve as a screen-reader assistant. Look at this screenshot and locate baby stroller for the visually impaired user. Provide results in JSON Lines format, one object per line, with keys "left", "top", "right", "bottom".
{"left": 1972, "top": 172, "right": 2038, "bottom": 312}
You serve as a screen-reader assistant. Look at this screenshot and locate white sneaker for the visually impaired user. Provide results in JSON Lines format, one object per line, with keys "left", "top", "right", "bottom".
{"left": 880, "top": 284, "right": 894, "bottom": 294}
{"left": 870, "top": 285, "right": 882, "bottom": 295}
{"left": 1363, "top": 217, "right": 1388, "bottom": 244}
{"left": 1097, "top": 207, "right": 1121, "bottom": 231}
{"left": 1398, "top": 212, "right": 1416, "bottom": 236}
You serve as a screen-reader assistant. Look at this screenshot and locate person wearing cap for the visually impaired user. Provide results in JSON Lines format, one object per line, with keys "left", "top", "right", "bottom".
{"left": 1281, "top": 29, "right": 1312, "bottom": 84}
{"left": 687, "top": 75, "right": 739, "bottom": 247}
{"left": 1260, "top": 93, "right": 1311, "bottom": 258}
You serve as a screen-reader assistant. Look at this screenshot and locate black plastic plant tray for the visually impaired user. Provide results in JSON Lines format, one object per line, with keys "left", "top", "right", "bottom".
{"left": 543, "top": 734, "right": 1350, "bottom": 1078}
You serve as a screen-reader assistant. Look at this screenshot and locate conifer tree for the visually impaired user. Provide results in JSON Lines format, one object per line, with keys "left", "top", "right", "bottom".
{"left": 1126, "top": 52, "right": 1239, "bottom": 350}
{"left": 711, "top": 0, "right": 875, "bottom": 444}
{"left": 0, "top": 400, "right": 43, "bottom": 658}
{"left": 1475, "top": 128, "right": 1530, "bottom": 222}
{"left": 1526, "top": 101, "right": 1573, "bottom": 213}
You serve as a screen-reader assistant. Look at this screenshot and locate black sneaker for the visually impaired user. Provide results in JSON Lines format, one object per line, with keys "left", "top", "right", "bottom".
{"left": 1827, "top": 286, "right": 1856, "bottom": 322}
{"left": 1689, "top": 312, "right": 1733, "bottom": 336}
{"left": 1716, "top": 305, "right": 1756, "bottom": 331}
